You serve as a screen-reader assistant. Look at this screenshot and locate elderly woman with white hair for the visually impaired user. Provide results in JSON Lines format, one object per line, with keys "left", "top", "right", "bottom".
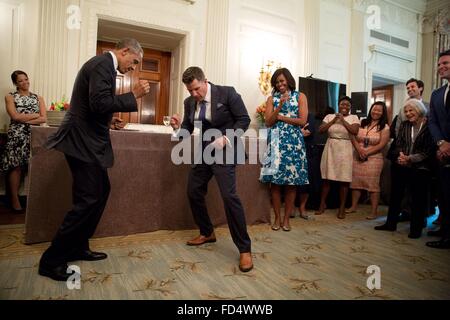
{"left": 375, "top": 99, "right": 435, "bottom": 238}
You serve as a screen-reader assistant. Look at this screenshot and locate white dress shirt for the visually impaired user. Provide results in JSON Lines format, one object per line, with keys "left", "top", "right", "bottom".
{"left": 194, "top": 83, "right": 212, "bottom": 122}
{"left": 109, "top": 51, "right": 118, "bottom": 72}
{"left": 444, "top": 83, "right": 450, "bottom": 105}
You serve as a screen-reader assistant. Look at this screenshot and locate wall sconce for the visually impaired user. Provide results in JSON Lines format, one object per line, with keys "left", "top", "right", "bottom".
{"left": 258, "top": 60, "right": 282, "bottom": 97}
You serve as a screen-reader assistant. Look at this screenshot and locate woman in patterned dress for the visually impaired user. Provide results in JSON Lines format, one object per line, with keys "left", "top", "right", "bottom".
{"left": 2, "top": 70, "right": 47, "bottom": 211}
{"left": 346, "top": 101, "right": 390, "bottom": 219}
{"left": 316, "top": 96, "right": 360, "bottom": 219}
{"left": 260, "top": 68, "right": 309, "bottom": 231}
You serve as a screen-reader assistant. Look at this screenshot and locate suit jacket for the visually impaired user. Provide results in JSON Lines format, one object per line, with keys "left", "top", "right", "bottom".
{"left": 46, "top": 53, "right": 137, "bottom": 168}
{"left": 180, "top": 82, "right": 250, "bottom": 164}
{"left": 428, "top": 84, "right": 450, "bottom": 143}
{"left": 387, "top": 120, "right": 435, "bottom": 171}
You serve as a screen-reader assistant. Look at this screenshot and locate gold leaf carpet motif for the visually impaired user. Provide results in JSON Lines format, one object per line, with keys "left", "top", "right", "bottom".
{"left": 0, "top": 205, "right": 449, "bottom": 299}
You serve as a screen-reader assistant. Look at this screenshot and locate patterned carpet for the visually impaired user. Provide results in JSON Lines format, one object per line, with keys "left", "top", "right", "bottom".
{"left": 0, "top": 205, "right": 449, "bottom": 300}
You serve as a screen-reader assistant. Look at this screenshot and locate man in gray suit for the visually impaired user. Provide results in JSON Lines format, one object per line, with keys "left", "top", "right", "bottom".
{"left": 39, "top": 38, "right": 150, "bottom": 281}
{"left": 170, "top": 66, "right": 253, "bottom": 272}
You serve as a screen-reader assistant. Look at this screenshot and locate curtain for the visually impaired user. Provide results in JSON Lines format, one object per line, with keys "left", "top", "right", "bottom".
{"left": 433, "top": 8, "right": 450, "bottom": 90}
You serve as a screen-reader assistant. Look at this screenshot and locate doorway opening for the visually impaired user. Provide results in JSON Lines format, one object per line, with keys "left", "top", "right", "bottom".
{"left": 371, "top": 75, "right": 404, "bottom": 125}
{"left": 97, "top": 19, "right": 185, "bottom": 125}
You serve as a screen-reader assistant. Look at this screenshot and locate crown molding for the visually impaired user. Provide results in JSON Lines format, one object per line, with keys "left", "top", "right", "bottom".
{"left": 369, "top": 44, "right": 415, "bottom": 62}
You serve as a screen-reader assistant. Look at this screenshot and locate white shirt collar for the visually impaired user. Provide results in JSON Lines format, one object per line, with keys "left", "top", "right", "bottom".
{"left": 109, "top": 51, "right": 119, "bottom": 72}
{"left": 204, "top": 82, "right": 211, "bottom": 104}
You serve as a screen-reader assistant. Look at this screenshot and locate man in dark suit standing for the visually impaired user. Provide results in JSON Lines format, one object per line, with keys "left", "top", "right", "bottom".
{"left": 426, "top": 49, "right": 450, "bottom": 249}
{"left": 39, "top": 38, "right": 150, "bottom": 281}
{"left": 170, "top": 66, "right": 253, "bottom": 272}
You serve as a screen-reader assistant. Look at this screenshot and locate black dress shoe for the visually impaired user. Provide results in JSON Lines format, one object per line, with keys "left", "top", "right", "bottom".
{"left": 426, "top": 238, "right": 450, "bottom": 249}
{"left": 38, "top": 263, "right": 72, "bottom": 281}
{"left": 374, "top": 224, "right": 396, "bottom": 231}
{"left": 68, "top": 250, "right": 107, "bottom": 262}
{"left": 427, "top": 229, "right": 443, "bottom": 237}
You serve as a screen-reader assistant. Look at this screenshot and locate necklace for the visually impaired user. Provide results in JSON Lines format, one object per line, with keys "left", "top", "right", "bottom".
{"left": 411, "top": 119, "right": 424, "bottom": 142}
{"left": 363, "top": 122, "right": 378, "bottom": 148}
{"left": 366, "top": 122, "right": 378, "bottom": 135}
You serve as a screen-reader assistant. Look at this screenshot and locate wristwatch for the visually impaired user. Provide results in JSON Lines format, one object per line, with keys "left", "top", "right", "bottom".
{"left": 437, "top": 140, "right": 445, "bottom": 147}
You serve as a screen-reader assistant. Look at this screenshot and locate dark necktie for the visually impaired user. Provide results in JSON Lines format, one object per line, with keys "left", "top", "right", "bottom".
{"left": 199, "top": 100, "right": 206, "bottom": 121}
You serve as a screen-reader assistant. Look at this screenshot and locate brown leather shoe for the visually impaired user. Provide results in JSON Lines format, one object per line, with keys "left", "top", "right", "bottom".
{"left": 186, "top": 232, "right": 216, "bottom": 246}
{"left": 239, "top": 252, "right": 253, "bottom": 272}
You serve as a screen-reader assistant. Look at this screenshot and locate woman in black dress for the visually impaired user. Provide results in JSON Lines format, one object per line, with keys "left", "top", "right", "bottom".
{"left": 2, "top": 70, "right": 47, "bottom": 211}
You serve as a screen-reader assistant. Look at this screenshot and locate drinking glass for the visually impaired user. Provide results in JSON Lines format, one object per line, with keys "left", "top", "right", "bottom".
{"left": 163, "top": 116, "right": 171, "bottom": 126}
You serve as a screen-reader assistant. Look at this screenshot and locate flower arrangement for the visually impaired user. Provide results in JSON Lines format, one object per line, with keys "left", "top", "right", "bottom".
{"left": 49, "top": 96, "right": 69, "bottom": 111}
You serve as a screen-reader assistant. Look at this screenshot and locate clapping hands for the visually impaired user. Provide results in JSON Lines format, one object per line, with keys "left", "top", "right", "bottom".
{"left": 334, "top": 113, "right": 344, "bottom": 123}
{"left": 280, "top": 92, "right": 290, "bottom": 105}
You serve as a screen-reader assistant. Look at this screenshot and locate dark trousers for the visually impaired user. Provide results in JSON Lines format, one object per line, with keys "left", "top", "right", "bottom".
{"left": 296, "top": 145, "right": 323, "bottom": 209}
{"left": 40, "top": 155, "right": 110, "bottom": 266}
{"left": 386, "top": 163, "right": 430, "bottom": 235}
{"left": 187, "top": 164, "right": 251, "bottom": 253}
{"left": 295, "top": 146, "right": 312, "bottom": 206}
{"left": 438, "top": 166, "right": 450, "bottom": 238}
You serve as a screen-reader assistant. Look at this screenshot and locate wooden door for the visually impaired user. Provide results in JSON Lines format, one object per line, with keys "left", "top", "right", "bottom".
{"left": 96, "top": 41, "right": 171, "bottom": 124}
{"left": 372, "top": 85, "right": 393, "bottom": 125}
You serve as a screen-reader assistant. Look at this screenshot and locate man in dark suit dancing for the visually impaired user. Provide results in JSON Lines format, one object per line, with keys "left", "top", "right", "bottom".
{"left": 39, "top": 38, "right": 150, "bottom": 281}
{"left": 170, "top": 66, "right": 253, "bottom": 272}
{"left": 427, "top": 49, "right": 450, "bottom": 249}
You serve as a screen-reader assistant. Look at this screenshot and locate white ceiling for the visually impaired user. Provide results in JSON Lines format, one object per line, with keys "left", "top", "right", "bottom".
{"left": 384, "top": 0, "right": 427, "bottom": 14}
{"left": 372, "top": 75, "right": 404, "bottom": 88}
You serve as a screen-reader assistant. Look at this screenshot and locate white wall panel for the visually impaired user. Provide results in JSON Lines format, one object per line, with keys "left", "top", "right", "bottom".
{"left": 0, "top": 0, "right": 428, "bottom": 127}
{"left": 228, "top": 0, "right": 304, "bottom": 127}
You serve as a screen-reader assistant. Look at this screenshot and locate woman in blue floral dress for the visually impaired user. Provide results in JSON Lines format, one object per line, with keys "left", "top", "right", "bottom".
{"left": 260, "top": 68, "right": 309, "bottom": 231}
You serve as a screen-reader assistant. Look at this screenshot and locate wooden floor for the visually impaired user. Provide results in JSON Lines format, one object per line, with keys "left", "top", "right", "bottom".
{"left": 0, "top": 198, "right": 25, "bottom": 225}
